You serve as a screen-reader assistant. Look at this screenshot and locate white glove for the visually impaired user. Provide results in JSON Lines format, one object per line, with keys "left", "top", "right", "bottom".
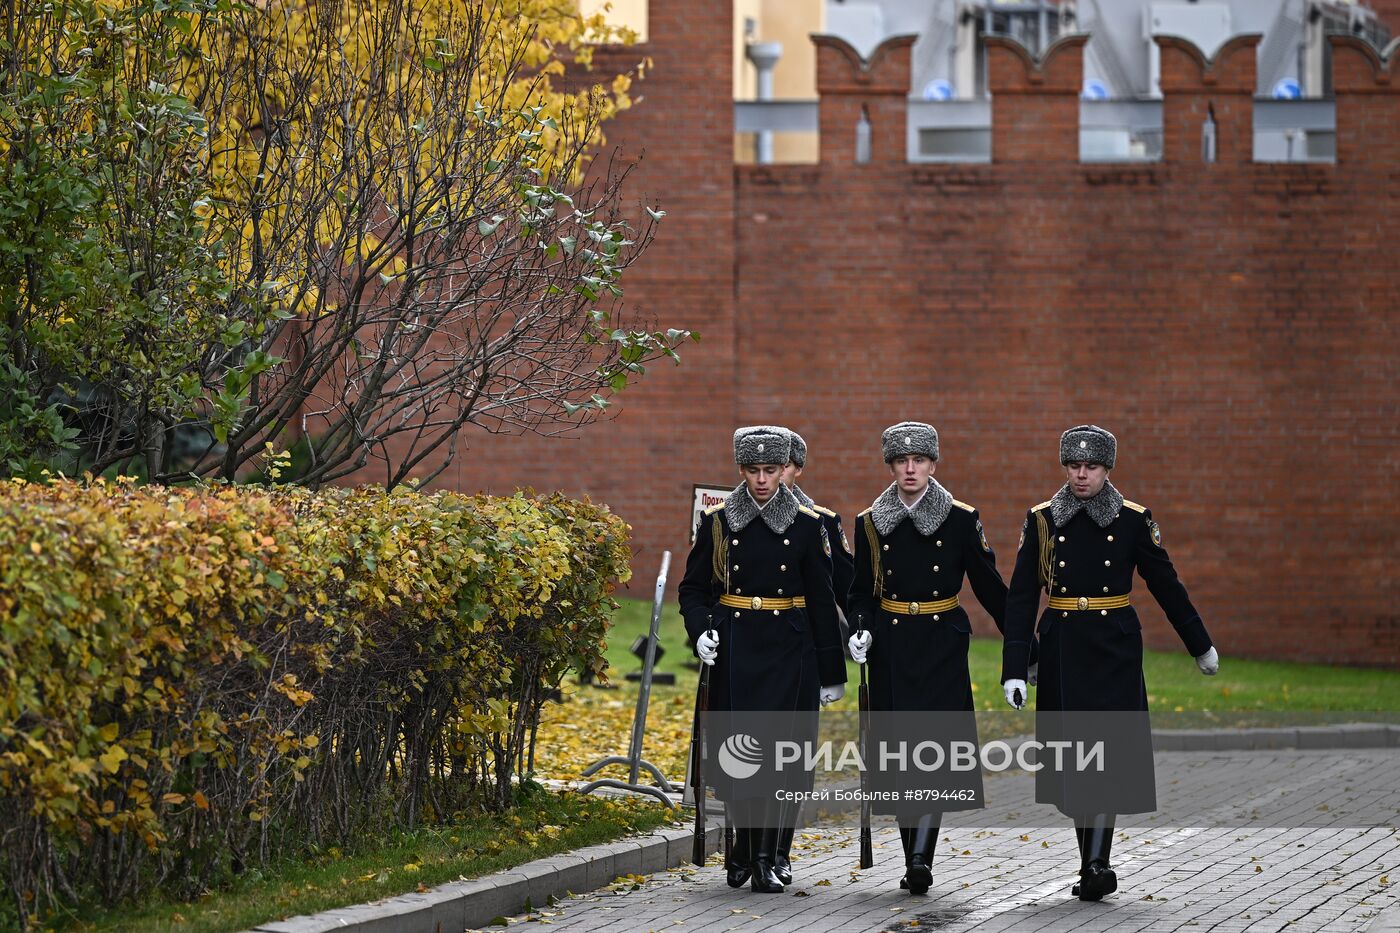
{"left": 848, "top": 630, "right": 872, "bottom": 664}
{"left": 820, "top": 684, "right": 845, "bottom": 706}
{"left": 696, "top": 629, "right": 719, "bottom": 666}
{"left": 1003, "top": 679, "right": 1027, "bottom": 710}
{"left": 1195, "top": 646, "right": 1219, "bottom": 675}
{"left": 1027, "top": 662, "right": 1039, "bottom": 687}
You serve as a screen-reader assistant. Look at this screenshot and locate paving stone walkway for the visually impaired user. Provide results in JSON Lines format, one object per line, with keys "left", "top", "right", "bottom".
{"left": 481, "top": 749, "right": 1400, "bottom": 933}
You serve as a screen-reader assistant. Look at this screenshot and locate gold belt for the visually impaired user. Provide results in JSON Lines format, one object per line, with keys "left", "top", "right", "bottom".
{"left": 718, "top": 594, "right": 807, "bottom": 611}
{"left": 1047, "top": 594, "right": 1131, "bottom": 611}
{"left": 879, "top": 596, "right": 959, "bottom": 617}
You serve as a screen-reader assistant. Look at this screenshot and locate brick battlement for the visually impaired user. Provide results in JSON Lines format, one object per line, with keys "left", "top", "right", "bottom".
{"left": 400, "top": 3, "right": 1400, "bottom": 667}
{"left": 789, "top": 31, "right": 1398, "bottom": 167}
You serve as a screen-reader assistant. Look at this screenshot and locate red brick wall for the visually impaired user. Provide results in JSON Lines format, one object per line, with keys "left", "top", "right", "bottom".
{"left": 414, "top": 5, "right": 1399, "bottom": 667}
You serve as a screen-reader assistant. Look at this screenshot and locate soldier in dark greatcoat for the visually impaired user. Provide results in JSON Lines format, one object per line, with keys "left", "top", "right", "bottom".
{"left": 1001, "top": 424, "right": 1220, "bottom": 902}
{"left": 679, "top": 426, "right": 846, "bottom": 894}
{"left": 771, "top": 427, "right": 854, "bottom": 885}
{"left": 846, "top": 422, "right": 1013, "bottom": 895}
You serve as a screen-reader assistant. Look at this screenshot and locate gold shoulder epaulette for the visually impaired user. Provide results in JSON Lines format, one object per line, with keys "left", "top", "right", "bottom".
{"left": 797, "top": 505, "right": 820, "bottom": 519}
{"left": 704, "top": 502, "right": 726, "bottom": 515}
{"left": 952, "top": 499, "right": 976, "bottom": 513}
{"left": 1031, "top": 500, "right": 1053, "bottom": 513}
{"left": 1122, "top": 500, "right": 1147, "bottom": 514}
{"left": 813, "top": 504, "right": 836, "bottom": 517}
{"left": 858, "top": 507, "right": 873, "bottom": 518}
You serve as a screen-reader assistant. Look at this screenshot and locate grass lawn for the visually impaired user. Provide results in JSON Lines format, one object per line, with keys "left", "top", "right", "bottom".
{"left": 39, "top": 788, "right": 681, "bottom": 933}
{"left": 601, "top": 596, "right": 1400, "bottom": 713}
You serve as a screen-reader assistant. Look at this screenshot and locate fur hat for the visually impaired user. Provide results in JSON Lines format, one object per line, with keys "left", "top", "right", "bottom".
{"left": 881, "top": 421, "right": 938, "bottom": 463}
{"left": 787, "top": 430, "right": 807, "bottom": 468}
{"left": 734, "top": 425, "right": 792, "bottom": 465}
{"left": 1060, "top": 424, "right": 1117, "bottom": 468}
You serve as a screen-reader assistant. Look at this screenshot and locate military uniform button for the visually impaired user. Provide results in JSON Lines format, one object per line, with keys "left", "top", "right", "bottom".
{"left": 783, "top": 539, "right": 790, "bottom": 546}
{"left": 733, "top": 564, "right": 740, "bottom": 571}
{"left": 732, "top": 538, "right": 739, "bottom": 546}
{"left": 891, "top": 594, "right": 897, "bottom": 599}
{"left": 1104, "top": 560, "right": 1111, "bottom": 567}
{"left": 735, "top": 588, "right": 742, "bottom": 594}
{"left": 1101, "top": 610, "right": 1108, "bottom": 616}
{"left": 780, "top": 564, "right": 787, "bottom": 571}
{"left": 932, "top": 614, "right": 941, "bottom": 621}
{"left": 892, "top": 619, "right": 899, "bottom": 626}
{"left": 1062, "top": 611, "right": 1069, "bottom": 618}
{"left": 933, "top": 591, "right": 939, "bottom": 597}
{"left": 936, "top": 540, "right": 942, "bottom": 547}
{"left": 887, "top": 570, "right": 893, "bottom": 576}
{"left": 1058, "top": 536, "right": 1065, "bottom": 542}
{"left": 1058, "top": 560, "right": 1066, "bottom": 568}
{"left": 734, "top": 611, "right": 741, "bottom": 618}
{"left": 882, "top": 544, "right": 889, "bottom": 551}
{"left": 1107, "top": 535, "right": 1114, "bottom": 542}
{"left": 1060, "top": 587, "right": 1067, "bottom": 593}
{"left": 773, "top": 610, "right": 780, "bottom": 616}
{"left": 777, "top": 589, "right": 784, "bottom": 595}
{"left": 933, "top": 565, "right": 940, "bottom": 572}
{"left": 1103, "top": 587, "right": 1110, "bottom": 593}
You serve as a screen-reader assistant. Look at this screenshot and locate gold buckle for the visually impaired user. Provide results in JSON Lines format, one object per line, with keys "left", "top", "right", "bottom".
{"left": 751, "top": 596, "right": 763, "bottom": 610}
{"left": 909, "top": 601, "right": 920, "bottom": 616}
{"left": 1077, "top": 597, "right": 1089, "bottom": 611}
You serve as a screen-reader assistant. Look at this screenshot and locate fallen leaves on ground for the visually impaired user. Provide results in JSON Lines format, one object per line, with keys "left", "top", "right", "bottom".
{"left": 533, "top": 679, "right": 694, "bottom": 783}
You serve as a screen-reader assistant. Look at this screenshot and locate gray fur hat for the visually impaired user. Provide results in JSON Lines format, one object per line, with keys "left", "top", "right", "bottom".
{"left": 881, "top": 421, "right": 939, "bottom": 463}
{"left": 1060, "top": 424, "right": 1117, "bottom": 468}
{"left": 787, "top": 430, "right": 807, "bottom": 467}
{"left": 734, "top": 425, "right": 792, "bottom": 465}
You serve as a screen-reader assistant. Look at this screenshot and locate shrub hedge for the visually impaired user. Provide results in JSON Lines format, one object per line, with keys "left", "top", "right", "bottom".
{"left": 0, "top": 478, "right": 631, "bottom": 925}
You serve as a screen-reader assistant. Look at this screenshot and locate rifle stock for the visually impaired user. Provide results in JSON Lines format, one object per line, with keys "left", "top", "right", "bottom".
{"left": 857, "top": 620, "right": 873, "bottom": 869}
{"left": 690, "top": 656, "right": 711, "bottom": 865}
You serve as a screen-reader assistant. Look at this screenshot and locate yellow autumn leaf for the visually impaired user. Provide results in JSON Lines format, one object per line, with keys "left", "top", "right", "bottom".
{"left": 99, "top": 745, "right": 129, "bottom": 773}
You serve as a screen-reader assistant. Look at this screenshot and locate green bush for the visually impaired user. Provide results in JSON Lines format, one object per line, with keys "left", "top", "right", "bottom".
{"left": 0, "top": 478, "right": 630, "bottom": 926}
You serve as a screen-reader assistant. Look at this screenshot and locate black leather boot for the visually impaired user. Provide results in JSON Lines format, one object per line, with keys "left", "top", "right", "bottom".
{"left": 774, "top": 825, "right": 795, "bottom": 885}
{"left": 773, "top": 800, "right": 799, "bottom": 885}
{"left": 726, "top": 827, "right": 752, "bottom": 888}
{"left": 750, "top": 826, "right": 784, "bottom": 893}
{"left": 905, "top": 815, "right": 939, "bottom": 895}
{"left": 1078, "top": 819, "right": 1117, "bottom": 902}
{"left": 898, "top": 826, "right": 914, "bottom": 890}
{"left": 1071, "top": 825, "right": 1087, "bottom": 896}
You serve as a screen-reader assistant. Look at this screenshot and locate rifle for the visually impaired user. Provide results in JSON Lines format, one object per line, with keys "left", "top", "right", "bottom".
{"left": 690, "top": 625, "right": 714, "bottom": 865}
{"left": 857, "top": 615, "right": 873, "bottom": 869}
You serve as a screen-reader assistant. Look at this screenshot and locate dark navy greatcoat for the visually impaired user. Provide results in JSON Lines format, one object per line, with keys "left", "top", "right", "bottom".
{"left": 849, "top": 499, "right": 1008, "bottom": 713}
{"left": 812, "top": 505, "right": 855, "bottom": 616}
{"left": 847, "top": 494, "right": 1009, "bottom": 816}
{"left": 679, "top": 495, "right": 846, "bottom": 803}
{"left": 1001, "top": 496, "right": 1214, "bottom": 817}
{"left": 679, "top": 500, "right": 847, "bottom": 714}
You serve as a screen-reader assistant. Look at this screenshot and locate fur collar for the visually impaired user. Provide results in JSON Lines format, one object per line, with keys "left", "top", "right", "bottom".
{"left": 1049, "top": 479, "right": 1124, "bottom": 528}
{"left": 789, "top": 484, "right": 815, "bottom": 508}
{"left": 724, "top": 483, "right": 800, "bottom": 534}
{"left": 868, "top": 480, "right": 953, "bottom": 536}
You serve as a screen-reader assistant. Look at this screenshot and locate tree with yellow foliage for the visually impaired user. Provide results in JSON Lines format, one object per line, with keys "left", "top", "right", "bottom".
{"left": 0, "top": 0, "right": 687, "bottom": 485}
